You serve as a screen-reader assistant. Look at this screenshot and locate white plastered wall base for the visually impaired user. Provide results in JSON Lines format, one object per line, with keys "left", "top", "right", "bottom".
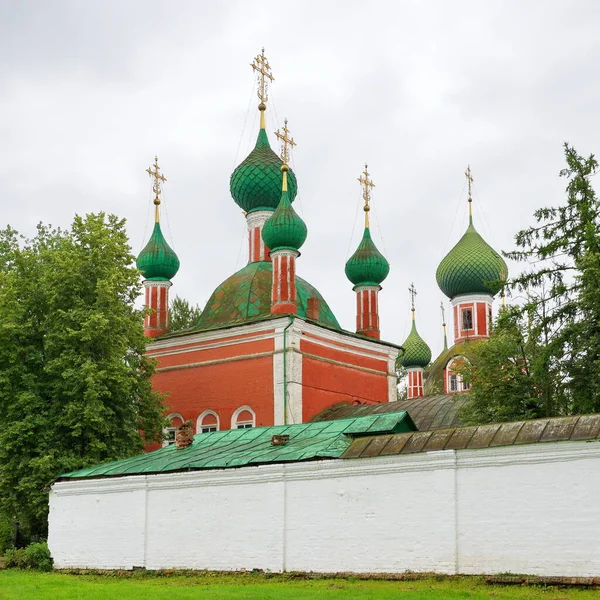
{"left": 48, "top": 440, "right": 600, "bottom": 576}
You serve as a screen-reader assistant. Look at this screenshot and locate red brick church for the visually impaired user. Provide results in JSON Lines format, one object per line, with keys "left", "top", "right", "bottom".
{"left": 135, "top": 50, "right": 507, "bottom": 444}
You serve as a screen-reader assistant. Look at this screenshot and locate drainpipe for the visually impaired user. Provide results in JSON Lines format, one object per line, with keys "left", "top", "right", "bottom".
{"left": 282, "top": 315, "right": 295, "bottom": 425}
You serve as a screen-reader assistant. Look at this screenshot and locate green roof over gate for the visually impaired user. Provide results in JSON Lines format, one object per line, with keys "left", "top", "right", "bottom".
{"left": 59, "top": 413, "right": 417, "bottom": 479}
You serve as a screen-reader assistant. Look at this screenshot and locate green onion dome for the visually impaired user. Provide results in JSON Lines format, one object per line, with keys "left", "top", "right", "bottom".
{"left": 345, "top": 227, "right": 390, "bottom": 287}
{"left": 400, "top": 316, "right": 432, "bottom": 368}
{"left": 136, "top": 222, "right": 180, "bottom": 281}
{"left": 230, "top": 127, "right": 298, "bottom": 214}
{"left": 262, "top": 171, "right": 307, "bottom": 252}
{"left": 436, "top": 217, "right": 507, "bottom": 299}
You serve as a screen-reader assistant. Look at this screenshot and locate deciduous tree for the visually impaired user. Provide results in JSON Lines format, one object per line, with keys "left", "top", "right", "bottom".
{"left": 169, "top": 295, "right": 202, "bottom": 332}
{"left": 0, "top": 214, "right": 166, "bottom": 541}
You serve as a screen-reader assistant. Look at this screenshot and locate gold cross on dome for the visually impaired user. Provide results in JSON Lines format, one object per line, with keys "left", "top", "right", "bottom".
{"left": 251, "top": 47, "right": 274, "bottom": 104}
{"left": 409, "top": 283, "right": 417, "bottom": 311}
{"left": 465, "top": 164, "right": 474, "bottom": 200}
{"left": 275, "top": 118, "right": 296, "bottom": 165}
{"left": 440, "top": 301, "right": 446, "bottom": 325}
{"left": 358, "top": 163, "right": 375, "bottom": 227}
{"left": 146, "top": 156, "right": 166, "bottom": 204}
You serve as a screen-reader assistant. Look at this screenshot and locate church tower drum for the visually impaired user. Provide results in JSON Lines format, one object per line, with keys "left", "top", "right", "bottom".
{"left": 262, "top": 118, "right": 307, "bottom": 314}
{"left": 345, "top": 164, "right": 390, "bottom": 339}
{"left": 436, "top": 166, "right": 507, "bottom": 346}
{"left": 136, "top": 157, "right": 180, "bottom": 338}
{"left": 230, "top": 49, "right": 298, "bottom": 265}
{"left": 399, "top": 284, "right": 432, "bottom": 399}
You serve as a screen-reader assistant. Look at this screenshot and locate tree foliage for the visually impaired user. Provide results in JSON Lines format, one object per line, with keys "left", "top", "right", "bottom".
{"left": 169, "top": 295, "right": 202, "bottom": 332}
{"left": 0, "top": 213, "right": 167, "bottom": 541}
{"left": 457, "top": 307, "right": 566, "bottom": 424}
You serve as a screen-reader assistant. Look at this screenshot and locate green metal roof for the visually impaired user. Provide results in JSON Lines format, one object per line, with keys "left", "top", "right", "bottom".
{"left": 136, "top": 222, "right": 180, "bottom": 281}
{"left": 345, "top": 227, "right": 390, "bottom": 287}
{"left": 60, "top": 413, "right": 417, "bottom": 479}
{"left": 436, "top": 217, "right": 507, "bottom": 299}
{"left": 262, "top": 183, "right": 307, "bottom": 252}
{"left": 399, "top": 317, "right": 432, "bottom": 369}
{"left": 230, "top": 128, "right": 298, "bottom": 214}
{"left": 194, "top": 260, "right": 341, "bottom": 331}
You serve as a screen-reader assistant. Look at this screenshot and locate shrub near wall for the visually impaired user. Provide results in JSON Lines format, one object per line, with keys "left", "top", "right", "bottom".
{"left": 5, "top": 542, "right": 53, "bottom": 571}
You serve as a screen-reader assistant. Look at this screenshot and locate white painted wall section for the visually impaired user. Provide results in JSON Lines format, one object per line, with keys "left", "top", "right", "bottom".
{"left": 48, "top": 441, "right": 600, "bottom": 576}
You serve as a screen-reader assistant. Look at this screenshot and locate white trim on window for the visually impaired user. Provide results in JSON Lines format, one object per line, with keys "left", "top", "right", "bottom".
{"left": 446, "top": 357, "right": 471, "bottom": 394}
{"left": 231, "top": 405, "right": 256, "bottom": 430}
{"left": 197, "top": 410, "right": 220, "bottom": 434}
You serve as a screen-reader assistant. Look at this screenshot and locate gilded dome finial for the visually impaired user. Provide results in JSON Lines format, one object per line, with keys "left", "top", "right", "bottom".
{"left": 275, "top": 117, "right": 296, "bottom": 190}
{"left": 409, "top": 282, "right": 417, "bottom": 319}
{"left": 440, "top": 301, "right": 448, "bottom": 351}
{"left": 262, "top": 117, "right": 307, "bottom": 254}
{"left": 358, "top": 163, "right": 375, "bottom": 228}
{"left": 146, "top": 156, "right": 167, "bottom": 223}
{"left": 465, "top": 164, "right": 474, "bottom": 221}
{"left": 251, "top": 48, "right": 274, "bottom": 130}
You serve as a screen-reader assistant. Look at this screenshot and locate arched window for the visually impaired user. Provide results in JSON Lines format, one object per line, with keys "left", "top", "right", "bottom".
{"left": 197, "top": 410, "right": 220, "bottom": 434}
{"left": 163, "top": 413, "right": 184, "bottom": 447}
{"left": 231, "top": 406, "right": 256, "bottom": 430}
{"left": 446, "top": 357, "right": 470, "bottom": 393}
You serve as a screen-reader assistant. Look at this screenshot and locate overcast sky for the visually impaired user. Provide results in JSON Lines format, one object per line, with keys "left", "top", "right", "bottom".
{"left": 2, "top": 0, "right": 599, "bottom": 356}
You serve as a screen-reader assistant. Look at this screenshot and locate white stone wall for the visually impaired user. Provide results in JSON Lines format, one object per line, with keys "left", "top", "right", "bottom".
{"left": 48, "top": 441, "right": 600, "bottom": 576}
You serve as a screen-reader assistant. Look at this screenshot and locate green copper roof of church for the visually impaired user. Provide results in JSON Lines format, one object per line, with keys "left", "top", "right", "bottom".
{"left": 59, "top": 413, "right": 417, "bottom": 479}
{"left": 345, "top": 228, "right": 390, "bottom": 287}
{"left": 230, "top": 128, "right": 298, "bottom": 214}
{"left": 436, "top": 217, "right": 507, "bottom": 299}
{"left": 262, "top": 179, "right": 307, "bottom": 252}
{"left": 136, "top": 222, "right": 180, "bottom": 281}
{"left": 194, "top": 261, "right": 340, "bottom": 330}
{"left": 399, "top": 317, "right": 432, "bottom": 368}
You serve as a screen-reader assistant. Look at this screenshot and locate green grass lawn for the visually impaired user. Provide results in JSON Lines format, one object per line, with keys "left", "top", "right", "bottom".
{"left": 0, "top": 571, "right": 597, "bottom": 600}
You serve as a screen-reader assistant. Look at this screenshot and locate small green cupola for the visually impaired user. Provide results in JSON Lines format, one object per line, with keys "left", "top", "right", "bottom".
{"left": 262, "top": 162, "right": 307, "bottom": 252}
{"left": 436, "top": 167, "right": 507, "bottom": 299}
{"left": 230, "top": 50, "right": 298, "bottom": 214}
{"left": 400, "top": 287, "right": 432, "bottom": 368}
{"left": 136, "top": 157, "right": 180, "bottom": 281}
{"left": 345, "top": 164, "right": 389, "bottom": 287}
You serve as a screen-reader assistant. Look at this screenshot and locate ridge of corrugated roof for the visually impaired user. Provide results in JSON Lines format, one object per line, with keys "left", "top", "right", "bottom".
{"left": 311, "top": 394, "right": 468, "bottom": 431}
{"left": 342, "top": 413, "right": 600, "bottom": 459}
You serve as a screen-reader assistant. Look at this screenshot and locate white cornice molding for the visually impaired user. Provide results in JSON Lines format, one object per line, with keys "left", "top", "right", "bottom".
{"left": 246, "top": 210, "right": 273, "bottom": 230}
{"left": 450, "top": 293, "right": 494, "bottom": 307}
{"left": 296, "top": 320, "right": 400, "bottom": 356}
{"left": 149, "top": 332, "right": 276, "bottom": 359}
{"left": 147, "top": 318, "right": 290, "bottom": 351}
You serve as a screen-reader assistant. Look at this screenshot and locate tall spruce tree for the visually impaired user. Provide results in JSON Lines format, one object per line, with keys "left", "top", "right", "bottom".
{"left": 506, "top": 143, "right": 600, "bottom": 414}
{"left": 0, "top": 213, "right": 166, "bottom": 541}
